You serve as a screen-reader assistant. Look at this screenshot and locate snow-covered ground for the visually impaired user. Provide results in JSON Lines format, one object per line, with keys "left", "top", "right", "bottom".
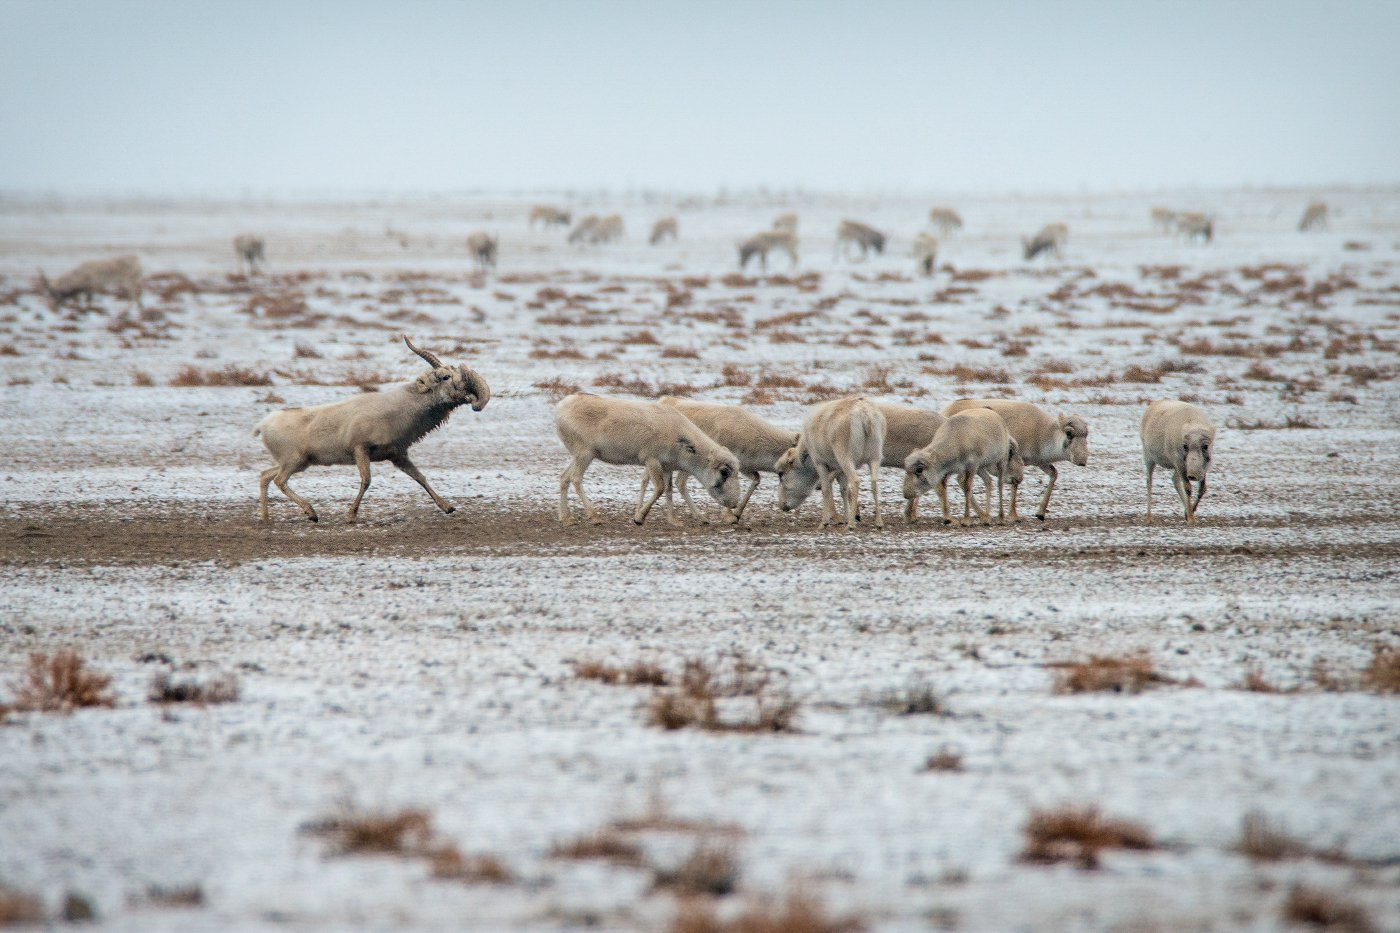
{"left": 1, "top": 188, "right": 1397, "bottom": 931}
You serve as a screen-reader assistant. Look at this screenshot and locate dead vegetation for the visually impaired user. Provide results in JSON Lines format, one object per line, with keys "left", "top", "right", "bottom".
{"left": 304, "top": 805, "right": 434, "bottom": 856}
{"left": 1019, "top": 804, "right": 1157, "bottom": 869}
{"left": 534, "top": 376, "right": 581, "bottom": 401}
{"left": 653, "top": 843, "right": 741, "bottom": 897}
{"left": 573, "top": 658, "right": 669, "bottom": 686}
{"left": 169, "top": 364, "right": 272, "bottom": 387}
{"left": 0, "top": 885, "right": 45, "bottom": 925}
{"left": 7, "top": 649, "right": 116, "bottom": 713}
{"left": 1361, "top": 645, "right": 1400, "bottom": 693}
{"left": 647, "top": 654, "right": 798, "bottom": 734}
{"left": 1229, "top": 415, "right": 1320, "bottom": 430}
{"left": 922, "top": 747, "right": 965, "bottom": 772}
{"left": 672, "top": 889, "right": 865, "bottom": 933}
{"left": 303, "top": 802, "right": 514, "bottom": 884}
{"left": 148, "top": 672, "right": 240, "bottom": 705}
{"left": 427, "top": 847, "right": 514, "bottom": 884}
{"left": 549, "top": 829, "right": 645, "bottom": 867}
{"left": 1282, "top": 885, "right": 1378, "bottom": 933}
{"left": 1049, "top": 652, "right": 1189, "bottom": 694}
{"left": 873, "top": 679, "right": 947, "bottom": 716}
{"left": 143, "top": 885, "right": 205, "bottom": 908}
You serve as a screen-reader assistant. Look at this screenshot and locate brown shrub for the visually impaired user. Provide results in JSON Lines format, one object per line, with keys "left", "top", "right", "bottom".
{"left": 530, "top": 347, "right": 588, "bottom": 360}
{"left": 647, "top": 655, "right": 797, "bottom": 733}
{"left": 653, "top": 844, "right": 740, "bottom": 897}
{"left": 1361, "top": 644, "right": 1400, "bottom": 693}
{"left": 428, "top": 845, "right": 514, "bottom": 884}
{"left": 1235, "top": 811, "right": 1307, "bottom": 861}
{"left": 766, "top": 330, "right": 805, "bottom": 344}
{"left": 574, "top": 659, "right": 669, "bottom": 686}
{"left": 549, "top": 830, "right": 644, "bottom": 867}
{"left": 145, "top": 884, "right": 205, "bottom": 908}
{"left": 0, "top": 885, "right": 45, "bottom": 924}
{"left": 1050, "top": 653, "right": 1175, "bottom": 694}
{"left": 1119, "top": 364, "right": 1162, "bottom": 384}
{"left": 0, "top": 344, "right": 19, "bottom": 357}
{"left": 1281, "top": 885, "right": 1377, "bottom": 933}
{"left": 874, "top": 680, "right": 947, "bottom": 716}
{"left": 1236, "top": 668, "right": 1287, "bottom": 693}
{"left": 662, "top": 346, "right": 701, "bottom": 359}
{"left": 922, "top": 747, "right": 965, "bottom": 772}
{"left": 148, "top": 672, "right": 240, "bottom": 705}
{"left": 741, "top": 387, "right": 776, "bottom": 406}
{"left": 131, "top": 370, "right": 154, "bottom": 386}
{"left": 673, "top": 889, "right": 865, "bottom": 933}
{"left": 1036, "top": 359, "right": 1075, "bottom": 375}
{"left": 1020, "top": 804, "right": 1156, "bottom": 869}
{"left": 305, "top": 806, "right": 434, "bottom": 856}
{"left": 756, "top": 373, "right": 803, "bottom": 389}
{"left": 922, "top": 363, "right": 1011, "bottom": 383}
{"left": 9, "top": 650, "right": 115, "bottom": 713}
{"left": 721, "top": 363, "right": 752, "bottom": 387}
{"left": 622, "top": 329, "right": 661, "bottom": 345}
{"left": 1243, "top": 361, "right": 1285, "bottom": 382}
{"left": 593, "top": 372, "right": 655, "bottom": 395}
{"left": 170, "top": 365, "right": 272, "bottom": 387}
{"left": 292, "top": 341, "right": 322, "bottom": 359}
{"left": 534, "top": 377, "right": 581, "bottom": 401}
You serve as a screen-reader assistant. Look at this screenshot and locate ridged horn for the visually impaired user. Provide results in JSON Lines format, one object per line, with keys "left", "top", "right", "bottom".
{"left": 403, "top": 334, "right": 443, "bottom": 369}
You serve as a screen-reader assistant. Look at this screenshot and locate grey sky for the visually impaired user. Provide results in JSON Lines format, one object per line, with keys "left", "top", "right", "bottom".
{"left": 2, "top": 0, "right": 1397, "bottom": 193}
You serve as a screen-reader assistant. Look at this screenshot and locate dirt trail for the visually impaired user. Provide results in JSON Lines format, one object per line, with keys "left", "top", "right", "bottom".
{"left": 4, "top": 501, "right": 1397, "bottom": 567}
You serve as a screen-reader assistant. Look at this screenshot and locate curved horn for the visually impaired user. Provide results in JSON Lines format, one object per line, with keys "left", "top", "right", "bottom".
{"left": 403, "top": 334, "right": 443, "bottom": 368}
{"left": 460, "top": 364, "right": 491, "bottom": 411}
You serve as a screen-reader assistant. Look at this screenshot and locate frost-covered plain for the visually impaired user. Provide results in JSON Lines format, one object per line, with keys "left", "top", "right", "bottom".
{"left": 1, "top": 188, "right": 1398, "bottom": 931}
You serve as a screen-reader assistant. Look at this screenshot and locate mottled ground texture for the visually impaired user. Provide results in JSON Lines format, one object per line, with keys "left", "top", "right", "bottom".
{"left": 1, "top": 189, "right": 1398, "bottom": 932}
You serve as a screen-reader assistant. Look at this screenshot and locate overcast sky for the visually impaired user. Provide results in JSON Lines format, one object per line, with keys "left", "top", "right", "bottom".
{"left": 2, "top": 0, "right": 1397, "bottom": 194}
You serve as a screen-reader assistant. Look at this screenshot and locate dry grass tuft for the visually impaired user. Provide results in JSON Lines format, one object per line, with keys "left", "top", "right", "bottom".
{"left": 145, "top": 884, "right": 205, "bottom": 908}
{"left": 534, "top": 377, "right": 581, "bottom": 401}
{"left": 8, "top": 650, "right": 115, "bottom": 713}
{"left": 0, "top": 885, "right": 45, "bottom": 924}
{"left": 621, "top": 329, "right": 661, "bottom": 346}
{"left": 673, "top": 889, "right": 866, "bottom": 933}
{"left": 549, "top": 830, "right": 645, "bottom": 867}
{"left": 1235, "top": 811, "right": 1307, "bottom": 861}
{"left": 1020, "top": 804, "right": 1156, "bottom": 869}
{"left": 647, "top": 655, "right": 798, "bottom": 734}
{"left": 304, "top": 806, "right": 434, "bottom": 856}
{"left": 529, "top": 346, "right": 588, "bottom": 360}
{"left": 922, "top": 747, "right": 965, "bottom": 772}
{"left": 428, "top": 845, "right": 515, "bottom": 884}
{"left": 593, "top": 372, "right": 656, "bottom": 395}
{"left": 170, "top": 364, "right": 272, "bottom": 387}
{"left": 1281, "top": 885, "right": 1377, "bottom": 933}
{"left": 1050, "top": 652, "right": 1180, "bottom": 694}
{"left": 1236, "top": 668, "right": 1288, "bottom": 693}
{"left": 874, "top": 680, "right": 947, "bottom": 716}
{"left": 653, "top": 843, "right": 741, "bottom": 897}
{"left": 1361, "top": 644, "right": 1400, "bottom": 693}
{"left": 721, "top": 363, "right": 752, "bottom": 387}
{"left": 148, "top": 672, "right": 240, "bottom": 705}
{"left": 292, "top": 341, "right": 322, "bottom": 359}
{"left": 574, "top": 658, "right": 669, "bottom": 686}
{"left": 661, "top": 346, "right": 701, "bottom": 359}
{"left": 303, "top": 798, "right": 510, "bottom": 884}
{"left": 131, "top": 370, "right": 154, "bottom": 387}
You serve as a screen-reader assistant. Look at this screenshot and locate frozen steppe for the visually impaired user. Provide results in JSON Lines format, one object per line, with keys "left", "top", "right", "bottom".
{"left": 1, "top": 188, "right": 1397, "bottom": 931}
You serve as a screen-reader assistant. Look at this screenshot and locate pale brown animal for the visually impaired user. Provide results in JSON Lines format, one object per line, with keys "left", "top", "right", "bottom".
{"left": 254, "top": 336, "right": 490, "bottom": 523}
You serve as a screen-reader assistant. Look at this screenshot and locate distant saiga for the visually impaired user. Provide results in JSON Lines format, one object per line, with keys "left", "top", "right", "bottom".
{"left": 234, "top": 235, "right": 265, "bottom": 275}
{"left": 254, "top": 336, "right": 490, "bottom": 523}
{"left": 835, "top": 220, "right": 886, "bottom": 262}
